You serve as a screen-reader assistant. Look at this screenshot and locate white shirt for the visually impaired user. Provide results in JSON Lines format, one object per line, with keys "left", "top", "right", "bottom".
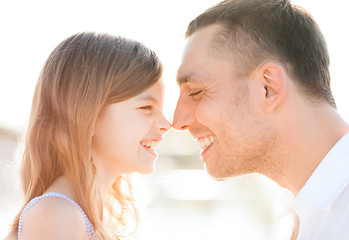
{"left": 292, "top": 132, "right": 349, "bottom": 240}
{"left": 275, "top": 133, "right": 349, "bottom": 240}
{"left": 274, "top": 189, "right": 298, "bottom": 240}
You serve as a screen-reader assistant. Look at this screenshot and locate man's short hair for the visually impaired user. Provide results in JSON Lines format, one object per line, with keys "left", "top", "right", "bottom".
{"left": 186, "top": 0, "right": 335, "bottom": 107}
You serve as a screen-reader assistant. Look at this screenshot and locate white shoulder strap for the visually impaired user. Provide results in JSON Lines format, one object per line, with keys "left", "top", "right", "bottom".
{"left": 17, "top": 192, "right": 95, "bottom": 239}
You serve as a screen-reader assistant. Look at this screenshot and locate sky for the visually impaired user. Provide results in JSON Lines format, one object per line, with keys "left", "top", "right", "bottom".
{"left": 0, "top": 0, "right": 348, "bottom": 131}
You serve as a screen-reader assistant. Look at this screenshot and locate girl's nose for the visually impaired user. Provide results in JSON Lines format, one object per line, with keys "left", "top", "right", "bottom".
{"left": 159, "top": 116, "right": 171, "bottom": 133}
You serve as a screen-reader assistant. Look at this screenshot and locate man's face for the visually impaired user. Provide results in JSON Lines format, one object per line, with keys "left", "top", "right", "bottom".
{"left": 173, "top": 24, "right": 278, "bottom": 179}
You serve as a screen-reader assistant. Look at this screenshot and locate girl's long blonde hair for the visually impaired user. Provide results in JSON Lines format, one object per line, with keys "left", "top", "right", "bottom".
{"left": 8, "top": 32, "right": 163, "bottom": 239}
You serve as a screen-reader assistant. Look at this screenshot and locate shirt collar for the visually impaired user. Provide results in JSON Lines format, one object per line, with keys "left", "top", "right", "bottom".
{"left": 295, "top": 132, "right": 349, "bottom": 211}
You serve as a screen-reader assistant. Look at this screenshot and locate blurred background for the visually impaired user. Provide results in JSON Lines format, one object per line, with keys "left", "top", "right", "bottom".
{"left": 0, "top": 0, "right": 348, "bottom": 239}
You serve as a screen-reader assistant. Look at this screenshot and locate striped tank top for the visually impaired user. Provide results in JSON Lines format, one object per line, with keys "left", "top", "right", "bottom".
{"left": 18, "top": 192, "right": 96, "bottom": 239}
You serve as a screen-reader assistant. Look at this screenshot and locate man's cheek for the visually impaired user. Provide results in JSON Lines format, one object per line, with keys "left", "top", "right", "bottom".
{"left": 196, "top": 105, "right": 212, "bottom": 124}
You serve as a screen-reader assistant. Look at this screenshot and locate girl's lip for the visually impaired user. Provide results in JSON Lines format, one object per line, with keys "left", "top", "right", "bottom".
{"left": 141, "top": 136, "right": 163, "bottom": 142}
{"left": 142, "top": 144, "right": 158, "bottom": 157}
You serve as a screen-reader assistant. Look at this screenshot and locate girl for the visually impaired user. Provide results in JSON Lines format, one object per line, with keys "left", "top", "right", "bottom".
{"left": 7, "top": 32, "right": 171, "bottom": 239}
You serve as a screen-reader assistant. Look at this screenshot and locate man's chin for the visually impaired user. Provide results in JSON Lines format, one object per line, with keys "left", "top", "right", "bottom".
{"left": 205, "top": 165, "right": 235, "bottom": 181}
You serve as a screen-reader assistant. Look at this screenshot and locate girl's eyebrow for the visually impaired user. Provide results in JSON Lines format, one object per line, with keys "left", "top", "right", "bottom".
{"left": 137, "top": 94, "right": 158, "bottom": 103}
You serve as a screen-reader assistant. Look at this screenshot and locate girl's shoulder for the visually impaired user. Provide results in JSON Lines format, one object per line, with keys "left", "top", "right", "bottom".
{"left": 20, "top": 193, "right": 90, "bottom": 240}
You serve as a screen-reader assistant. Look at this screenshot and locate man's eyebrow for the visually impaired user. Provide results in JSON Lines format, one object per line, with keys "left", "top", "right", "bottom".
{"left": 177, "top": 73, "right": 201, "bottom": 86}
{"left": 176, "top": 75, "right": 189, "bottom": 86}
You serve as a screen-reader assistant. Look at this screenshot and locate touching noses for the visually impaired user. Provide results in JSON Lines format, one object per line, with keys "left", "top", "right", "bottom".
{"left": 172, "top": 95, "right": 195, "bottom": 131}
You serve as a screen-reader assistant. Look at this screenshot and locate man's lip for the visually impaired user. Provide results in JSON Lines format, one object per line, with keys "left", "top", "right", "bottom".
{"left": 200, "top": 140, "right": 215, "bottom": 158}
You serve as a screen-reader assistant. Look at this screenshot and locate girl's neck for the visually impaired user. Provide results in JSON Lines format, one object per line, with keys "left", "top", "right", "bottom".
{"left": 46, "top": 171, "right": 120, "bottom": 204}
{"left": 45, "top": 175, "right": 78, "bottom": 202}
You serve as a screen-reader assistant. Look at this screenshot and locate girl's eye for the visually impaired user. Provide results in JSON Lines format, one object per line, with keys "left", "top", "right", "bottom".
{"left": 139, "top": 105, "right": 153, "bottom": 112}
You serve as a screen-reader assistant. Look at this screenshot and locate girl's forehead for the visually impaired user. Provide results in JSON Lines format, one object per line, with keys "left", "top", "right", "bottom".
{"left": 133, "top": 81, "right": 164, "bottom": 102}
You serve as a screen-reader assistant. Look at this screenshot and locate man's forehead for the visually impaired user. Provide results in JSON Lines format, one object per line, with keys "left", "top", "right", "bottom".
{"left": 177, "top": 47, "right": 213, "bottom": 85}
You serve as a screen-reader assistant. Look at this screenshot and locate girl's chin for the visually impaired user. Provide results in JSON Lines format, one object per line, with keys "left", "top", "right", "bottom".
{"left": 138, "top": 161, "right": 156, "bottom": 175}
{"left": 139, "top": 162, "right": 156, "bottom": 175}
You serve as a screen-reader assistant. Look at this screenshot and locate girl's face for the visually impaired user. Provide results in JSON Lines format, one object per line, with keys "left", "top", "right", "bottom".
{"left": 91, "top": 80, "right": 171, "bottom": 180}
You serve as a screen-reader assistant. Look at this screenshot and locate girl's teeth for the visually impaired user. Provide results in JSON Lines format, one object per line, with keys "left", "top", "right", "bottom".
{"left": 141, "top": 141, "right": 160, "bottom": 150}
{"left": 152, "top": 141, "right": 160, "bottom": 149}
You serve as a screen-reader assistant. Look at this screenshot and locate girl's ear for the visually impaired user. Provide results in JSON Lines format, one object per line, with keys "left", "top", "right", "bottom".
{"left": 259, "top": 62, "right": 288, "bottom": 113}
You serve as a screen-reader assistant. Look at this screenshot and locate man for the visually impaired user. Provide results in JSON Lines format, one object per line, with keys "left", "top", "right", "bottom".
{"left": 172, "top": 0, "right": 349, "bottom": 239}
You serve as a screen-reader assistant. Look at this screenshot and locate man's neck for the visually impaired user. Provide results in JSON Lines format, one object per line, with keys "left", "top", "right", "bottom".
{"left": 273, "top": 103, "right": 349, "bottom": 195}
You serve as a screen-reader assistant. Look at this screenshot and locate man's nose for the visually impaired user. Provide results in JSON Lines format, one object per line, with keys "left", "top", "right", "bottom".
{"left": 172, "top": 97, "right": 195, "bottom": 130}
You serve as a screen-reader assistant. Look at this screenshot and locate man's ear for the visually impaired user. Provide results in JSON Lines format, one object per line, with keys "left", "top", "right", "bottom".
{"left": 259, "top": 63, "right": 287, "bottom": 113}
